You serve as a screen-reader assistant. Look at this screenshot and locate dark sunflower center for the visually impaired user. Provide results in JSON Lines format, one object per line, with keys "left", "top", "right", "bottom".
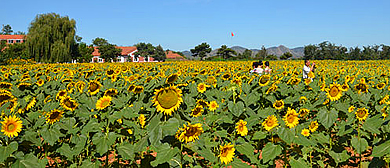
{"left": 157, "top": 89, "right": 179, "bottom": 109}
{"left": 107, "top": 70, "right": 114, "bottom": 75}
{"left": 199, "top": 84, "right": 205, "bottom": 90}
{"left": 260, "top": 76, "right": 269, "bottom": 84}
{"left": 89, "top": 82, "right": 99, "bottom": 92}
{"left": 287, "top": 114, "right": 295, "bottom": 123}
{"left": 167, "top": 75, "right": 178, "bottom": 83}
{"left": 221, "top": 147, "right": 230, "bottom": 157}
{"left": 357, "top": 110, "right": 366, "bottom": 118}
{"left": 0, "top": 94, "right": 12, "bottom": 103}
{"left": 193, "top": 107, "right": 201, "bottom": 115}
{"left": 266, "top": 120, "right": 274, "bottom": 127}
{"left": 184, "top": 127, "right": 197, "bottom": 136}
{"left": 276, "top": 101, "right": 282, "bottom": 107}
{"left": 7, "top": 123, "right": 15, "bottom": 131}
{"left": 329, "top": 86, "right": 339, "bottom": 97}
{"left": 50, "top": 112, "right": 60, "bottom": 119}
{"left": 359, "top": 83, "right": 367, "bottom": 91}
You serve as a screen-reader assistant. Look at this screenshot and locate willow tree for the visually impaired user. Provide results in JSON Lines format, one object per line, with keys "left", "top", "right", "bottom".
{"left": 26, "top": 13, "right": 76, "bottom": 63}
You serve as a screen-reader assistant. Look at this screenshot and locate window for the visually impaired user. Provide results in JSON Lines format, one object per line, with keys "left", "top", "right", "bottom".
{"left": 98, "top": 58, "right": 103, "bottom": 62}
{"left": 8, "top": 40, "right": 14, "bottom": 43}
{"left": 16, "top": 40, "right": 21, "bottom": 43}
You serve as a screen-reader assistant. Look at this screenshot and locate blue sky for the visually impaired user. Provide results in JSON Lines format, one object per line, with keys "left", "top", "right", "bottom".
{"left": 1, "top": 0, "right": 389, "bottom": 51}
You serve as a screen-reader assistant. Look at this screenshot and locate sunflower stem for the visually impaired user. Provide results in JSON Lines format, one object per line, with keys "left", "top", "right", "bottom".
{"left": 309, "top": 150, "right": 313, "bottom": 168}
{"left": 180, "top": 143, "right": 183, "bottom": 168}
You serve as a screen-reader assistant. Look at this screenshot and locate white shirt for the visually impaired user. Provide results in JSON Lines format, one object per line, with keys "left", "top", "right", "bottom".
{"left": 250, "top": 68, "right": 264, "bottom": 74}
{"left": 302, "top": 65, "right": 310, "bottom": 79}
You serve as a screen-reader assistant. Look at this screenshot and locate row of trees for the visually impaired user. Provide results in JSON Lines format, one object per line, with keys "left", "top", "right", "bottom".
{"left": 304, "top": 41, "right": 390, "bottom": 60}
{"left": 133, "top": 42, "right": 166, "bottom": 62}
{"left": 1, "top": 24, "right": 25, "bottom": 35}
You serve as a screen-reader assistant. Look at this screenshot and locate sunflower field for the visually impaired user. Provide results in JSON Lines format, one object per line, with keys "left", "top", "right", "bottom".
{"left": 0, "top": 60, "right": 390, "bottom": 167}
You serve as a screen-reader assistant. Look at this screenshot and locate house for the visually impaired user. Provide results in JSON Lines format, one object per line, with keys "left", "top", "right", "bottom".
{"left": 91, "top": 46, "right": 157, "bottom": 63}
{"left": 0, "top": 35, "right": 26, "bottom": 44}
{"left": 165, "top": 51, "right": 186, "bottom": 61}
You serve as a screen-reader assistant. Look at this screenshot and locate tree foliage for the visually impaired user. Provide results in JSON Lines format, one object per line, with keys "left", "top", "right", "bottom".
{"left": 190, "top": 42, "right": 212, "bottom": 60}
{"left": 216, "top": 45, "right": 237, "bottom": 60}
{"left": 74, "top": 42, "right": 94, "bottom": 63}
{"left": 1, "top": 24, "right": 13, "bottom": 35}
{"left": 256, "top": 46, "right": 267, "bottom": 60}
{"left": 303, "top": 41, "right": 390, "bottom": 60}
{"left": 280, "top": 52, "right": 293, "bottom": 60}
{"left": 26, "top": 13, "right": 77, "bottom": 63}
{"left": 154, "top": 45, "right": 167, "bottom": 61}
{"left": 134, "top": 43, "right": 155, "bottom": 60}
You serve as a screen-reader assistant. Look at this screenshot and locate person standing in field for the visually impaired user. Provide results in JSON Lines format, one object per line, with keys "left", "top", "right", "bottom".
{"left": 264, "top": 61, "right": 272, "bottom": 74}
{"left": 303, "top": 59, "right": 315, "bottom": 79}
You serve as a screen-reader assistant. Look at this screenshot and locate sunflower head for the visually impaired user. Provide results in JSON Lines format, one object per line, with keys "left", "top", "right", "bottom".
{"left": 104, "top": 88, "right": 118, "bottom": 97}
{"left": 326, "top": 82, "right": 342, "bottom": 101}
{"left": 197, "top": 83, "right": 209, "bottom": 93}
{"left": 96, "top": 96, "right": 112, "bottom": 110}
{"left": 60, "top": 96, "right": 78, "bottom": 111}
{"left": 348, "top": 106, "right": 355, "bottom": 113}
{"left": 175, "top": 123, "right": 203, "bottom": 143}
{"left": 152, "top": 85, "right": 183, "bottom": 116}
{"left": 299, "top": 108, "right": 310, "bottom": 117}
{"left": 258, "top": 74, "right": 271, "bottom": 86}
{"left": 46, "top": 109, "right": 64, "bottom": 124}
{"left": 133, "top": 86, "right": 144, "bottom": 94}
{"left": 191, "top": 106, "right": 203, "bottom": 117}
{"left": 309, "top": 120, "right": 319, "bottom": 132}
{"left": 88, "top": 80, "right": 102, "bottom": 95}
{"left": 355, "top": 107, "right": 369, "bottom": 121}
{"left": 166, "top": 73, "right": 179, "bottom": 84}
{"left": 196, "top": 99, "right": 208, "bottom": 108}
{"left": 301, "top": 129, "right": 310, "bottom": 137}
{"left": 218, "top": 143, "right": 235, "bottom": 165}
{"left": 208, "top": 101, "right": 219, "bottom": 112}
{"left": 0, "top": 82, "right": 12, "bottom": 90}
{"left": 273, "top": 100, "right": 284, "bottom": 110}
{"left": 1, "top": 115, "right": 23, "bottom": 138}
{"left": 283, "top": 108, "right": 299, "bottom": 129}
{"left": 262, "top": 115, "right": 279, "bottom": 131}
{"left": 235, "top": 120, "right": 248, "bottom": 136}
{"left": 377, "top": 82, "right": 386, "bottom": 90}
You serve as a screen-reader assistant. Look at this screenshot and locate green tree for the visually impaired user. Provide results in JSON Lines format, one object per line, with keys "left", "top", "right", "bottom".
{"left": 0, "top": 40, "right": 7, "bottom": 65}
{"left": 75, "top": 42, "right": 94, "bottom": 63}
{"left": 280, "top": 52, "right": 293, "bottom": 60}
{"left": 26, "top": 13, "right": 77, "bottom": 63}
{"left": 190, "top": 42, "right": 212, "bottom": 60}
{"left": 304, "top": 44, "right": 318, "bottom": 60}
{"left": 92, "top": 37, "right": 122, "bottom": 62}
{"left": 256, "top": 45, "right": 267, "bottom": 59}
{"left": 380, "top": 44, "right": 390, "bottom": 59}
{"left": 153, "top": 45, "right": 166, "bottom": 61}
{"left": 238, "top": 49, "right": 252, "bottom": 60}
{"left": 14, "top": 31, "right": 26, "bottom": 35}
{"left": 92, "top": 37, "right": 108, "bottom": 46}
{"left": 134, "top": 43, "right": 155, "bottom": 60}
{"left": 216, "top": 45, "right": 237, "bottom": 60}
{"left": 266, "top": 54, "right": 278, "bottom": 60}
{"left": 1, "top": 24, "right": 13, "bottom": 35}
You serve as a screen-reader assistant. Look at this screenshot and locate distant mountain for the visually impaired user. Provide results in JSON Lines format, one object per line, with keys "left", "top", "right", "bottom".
{"left": 181, "top": 45, "right": 304, "bottom": 59}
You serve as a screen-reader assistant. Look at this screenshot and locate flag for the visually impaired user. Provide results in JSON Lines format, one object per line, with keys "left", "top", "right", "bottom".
{"left": 231, "top": 32, "right": 234, "bottom": 37}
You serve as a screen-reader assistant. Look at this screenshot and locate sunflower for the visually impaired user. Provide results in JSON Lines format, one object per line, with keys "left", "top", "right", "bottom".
{"left": 66, "top": 82, "right": 75, "bottom": 93}
{"left": 221, "top": 73, "right": 231, "bottom": 81}
{"left": 88, "top": 80, "right": 102, "bottom": 95}
{"left": 26, "top": 97, "right": 36, "bottom": 111}
{"left": 175, "top": 123, "right": 203, "bottom": 143}
{"left": 283, "top": 107, "right": 299, "bottom": 129}
{"left": 36, "top": 79, "right": 44, "bottom": 86}
{"left": 299, "top": 96, "right": 307, "bottom": 104}
{"left": 0, "top": 91, "right": 14, "bottom": 106}
{"left": 273, "top": 100, "right": 284, "bottom": 110}
{"left": 139, "top": 114, "right": 146, "bottom": 128}
{"left": 106, "top": 69, "right": 115, "bottom": 77}
{"left": 326, "top": 83, "right": 342, "bottom": 101}
{"left": 258, "top": 74, "right": 271, "bottom": 86}
{"left": 377, "top": 82, "right": 386, "bottom": 90}
{"left": 266, "top": 84, "right": 278, "bottom": 94}
{"left": 197, "top": 83, "right": 209, "bottom": 93}
{"left": 127, "top": 129, "right": 133, "bottom": 135}
{"left": 60, "top": 96, "right": 78, "bottom": 111}
{"left": 309, "top": 120, "right": 319, "bottom": 132}
{"left": 304, "top": 78, "right": 312, "bottom": 85}
{"left": 166, "top": 73, "right": 179, "bottom": 84}
{"left": 128, "top": 85, "right": 135, "bottom": 92}
{"left": 235, "top": 120, "right": 248, "bottom": 136}
{"left": 133, "top": 86, "right": 144, "bottom": 94}
{"left": 208, "top": 101, "right": 219, "bottom": 112}
{"left": 262, "top": 115, "right": 279, "bottom": 131}
{"left": 340, "top": 83, "right": 349, "bottom": 92}
{"left": 354, "top": 82, "right": 368, "bottom": 94}
{"left": 218, "top": 143, "right": 235, "bottom": 165}
{"left": 152, "top": 85, "right": 183, "bottom": 116}
{"left": 56, "top": 90, "right": 67, "bottom": 101}
{"left": 348, "top": 106, "right": 355, "bottom": 113}
{"left": 231, "top": 77, "right": 242, "bottom": 86}
{"left": 0, "top": 82, "right": 12, "bottom": 90}
{"left": 104, "top": 88, "right": 118, "bottom": 97}
{"left": 206, "top": 76, "right": 217, "bottom": 87}
{"left": 1, "top": 115, "right": 23, "bottom": 138}
{"left": 191, "top": 106, "right": 203, "bottom": 117}
{"left": 196, "top": 99, "right": 208, "bottom": 108}
{"left": 355, "top": 107, "right": 369, "bottom": 121}
{"left": 308, "top": 71, "right": 315, "bottom": 79}
{"left": 301, "top": 129, "right": 310, "bottom": 137}
{"left": 46, "top": 109, "right": 64, "bottom": 124}
{"left": 96, "top": 96, "right": 112, "bottom": 110}
{"left": 17, "top": 82, "right": 31, "bottom": 91}
{"left": 299, "top": 108, "right": 310, "bottom": 117}
{"left": 75, "top": 81, "right": 86, "bottom": 93}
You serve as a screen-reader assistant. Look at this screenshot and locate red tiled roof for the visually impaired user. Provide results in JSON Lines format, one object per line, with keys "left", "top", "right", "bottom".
{"left": 166, "top": 51, "right": 185, "bottom": 60}
{"left": 0, "top": 35, "right": 26, "bottom": 40}
{"left": 92, "top": 46, "right": 137, "bottom": 56}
